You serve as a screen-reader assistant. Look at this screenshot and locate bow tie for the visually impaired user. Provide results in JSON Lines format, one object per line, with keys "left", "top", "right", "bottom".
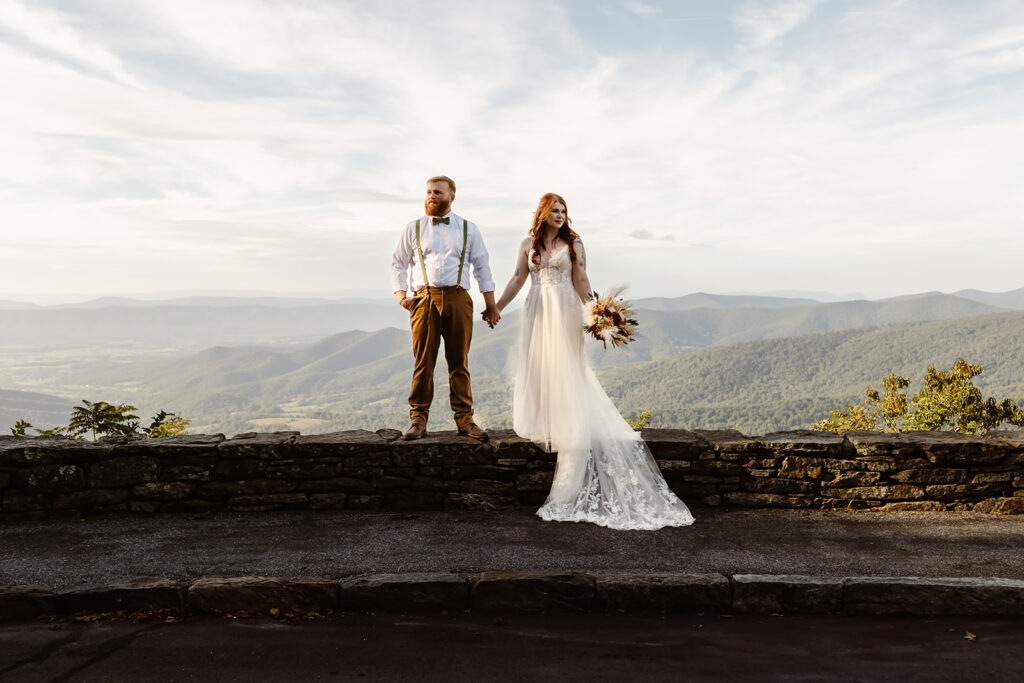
{"left": 431, "top": 216, "right": 450, "bottom": 225}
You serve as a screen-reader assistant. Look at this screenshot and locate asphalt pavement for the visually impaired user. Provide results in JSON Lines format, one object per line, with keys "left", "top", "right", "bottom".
{"left": 2, "top": 507, "right": 1023, "bottom": 681}
{"left": 2, "top": 612, "right": 1023, "bottom": 682}
{"left": 2, "top": 508, "right": 1023, "bottom": 589}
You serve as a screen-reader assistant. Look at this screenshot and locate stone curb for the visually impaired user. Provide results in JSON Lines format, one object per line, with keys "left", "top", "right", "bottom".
{"left": 339, "top": 573, "right": 472, "bottom": 613}
{"left": 3, "top": 573, "right": 1024, "bottom": 622}
{"left": 596, "top": 573, "right": 732, "bottom": 613}
{"left": 58, "top": 578, "right": 184, "bottom": 614}
{"left": 473, "top": 572, "right": 597, "bottom": 612}
{"left": 186, "top": 577, "right": 338, "bottom": 615}
{"left": 843, "top": 577, "right": 1024, "bottom": 616}
{"left": 732, "top": 575, "right": 844, "bottom": 614}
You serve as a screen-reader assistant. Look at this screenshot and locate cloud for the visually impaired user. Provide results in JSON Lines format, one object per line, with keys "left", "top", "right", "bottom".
{"left": 619, "top": 1, "right": 662, "bottom": 18}
{"left": 0, "top": 0, "right": 142, "bottom": 87}
{"left": 1, "top": 0, "right": 1024, "bottom": 299}
{"left": 733, "top": 0, "right": 824, "bottom": 50}
{"left": 629, "top": 229, "right": 674, "bottom": 241}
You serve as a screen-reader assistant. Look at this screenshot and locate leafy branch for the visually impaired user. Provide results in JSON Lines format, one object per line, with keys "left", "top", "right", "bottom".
{"left": 813, "top": 359, "right": 1024, "bottom": 435}
{"left": 10, "top": 401, "right": 191, "bottom": 440}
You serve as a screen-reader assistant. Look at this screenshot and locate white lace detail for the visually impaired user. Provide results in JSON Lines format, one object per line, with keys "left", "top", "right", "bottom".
{"left": 515, "top": 240, "right": 694, "bottom": 531}
{"left": 528, "top": 246, "right": 573, "bottom": 286}
{"left": 535, "top": 439, "right": 695, "bottom": 530}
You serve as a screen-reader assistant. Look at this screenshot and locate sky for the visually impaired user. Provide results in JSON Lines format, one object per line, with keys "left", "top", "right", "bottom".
{"left": 1, "top": 0, "right": 1023, "bottom": 304}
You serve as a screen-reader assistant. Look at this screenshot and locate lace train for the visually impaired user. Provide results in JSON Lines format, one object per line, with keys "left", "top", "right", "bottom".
{"left": 536, "top": 439, "right": 695, "bottom": 530}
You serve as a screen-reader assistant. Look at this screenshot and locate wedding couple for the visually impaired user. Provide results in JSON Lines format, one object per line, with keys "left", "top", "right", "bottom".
{"left": 390, "top": 176, "right": 694, "bottom": 531}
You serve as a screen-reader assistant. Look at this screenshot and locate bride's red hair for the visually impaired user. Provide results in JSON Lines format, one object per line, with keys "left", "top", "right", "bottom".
{"left": 530, "top": 193, "right": 579, "bottom": 266}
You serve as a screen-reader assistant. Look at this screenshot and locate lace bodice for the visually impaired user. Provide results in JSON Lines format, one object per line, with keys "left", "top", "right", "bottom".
{"left": 528, "top": 244, "right": 573, "bottom": 287}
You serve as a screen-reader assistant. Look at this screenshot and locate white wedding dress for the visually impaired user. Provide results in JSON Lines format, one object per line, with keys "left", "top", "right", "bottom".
{"left": 513, "top": 242, "right": 695, "bottom": 531}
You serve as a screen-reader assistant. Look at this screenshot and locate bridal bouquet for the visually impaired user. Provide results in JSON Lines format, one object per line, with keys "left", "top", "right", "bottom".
{"left": 583, "top": 286, "right": 638, "bottom": 349}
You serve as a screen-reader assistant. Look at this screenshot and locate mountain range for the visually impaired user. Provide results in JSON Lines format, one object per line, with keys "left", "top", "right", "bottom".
{"left": 2, "top": 289, "right": 1019, "bottom": 351}
{"left": 3, "top": 289, "right": 1023, "bottom": 436}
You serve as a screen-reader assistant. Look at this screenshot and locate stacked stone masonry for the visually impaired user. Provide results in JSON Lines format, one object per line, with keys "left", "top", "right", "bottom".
{"left": 1, "top": 428, "right": 1022, "bottom": 519}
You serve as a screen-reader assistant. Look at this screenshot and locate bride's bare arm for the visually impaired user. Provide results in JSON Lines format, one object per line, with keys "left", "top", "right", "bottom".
{"left": 571, "top": 238, "right": 593, "bottom": 302}
{"left": 495, "top": 237, "right": 532, "bottom": 312}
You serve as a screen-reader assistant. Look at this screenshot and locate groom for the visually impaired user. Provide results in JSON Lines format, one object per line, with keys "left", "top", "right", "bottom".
{"left": 391, "top": 176, "right": 500, "bottom": 441}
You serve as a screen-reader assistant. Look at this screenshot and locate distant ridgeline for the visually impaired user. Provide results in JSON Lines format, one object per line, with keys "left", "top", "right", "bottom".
{"left": 124, "top": 308, "right": 1024, "bottom": 435}
{"left": 1, "top": 429, "right": 1022, "bottom": 519}
{"left": 4, "top": 292, "right": 1024, "bottom": 436}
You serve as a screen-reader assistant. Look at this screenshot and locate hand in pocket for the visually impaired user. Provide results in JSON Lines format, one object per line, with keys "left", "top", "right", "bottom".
{"left": 401, "top": 294, "right": 424, "bottom": 312}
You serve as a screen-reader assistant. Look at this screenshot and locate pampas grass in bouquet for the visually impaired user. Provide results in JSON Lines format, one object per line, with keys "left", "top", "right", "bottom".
{"left": 583, "top": 285, "right": 638, "bottom": 349}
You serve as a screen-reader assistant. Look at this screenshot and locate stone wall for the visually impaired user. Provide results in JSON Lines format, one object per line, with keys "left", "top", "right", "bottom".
{"left": 1, "top": 428, "right": 1022, "bottom": 519}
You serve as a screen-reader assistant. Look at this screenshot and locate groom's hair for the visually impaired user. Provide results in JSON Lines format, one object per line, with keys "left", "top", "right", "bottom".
{"left": 426, "top": 176, "right": 456, "bottom": 194}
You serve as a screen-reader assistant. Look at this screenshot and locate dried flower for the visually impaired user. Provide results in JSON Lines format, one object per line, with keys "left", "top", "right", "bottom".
{"left": 583, "top": 286, "right": 638, "bottom": 349}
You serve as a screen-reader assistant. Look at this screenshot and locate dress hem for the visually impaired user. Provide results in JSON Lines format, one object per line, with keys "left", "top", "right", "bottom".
{"left": 536, "top": 506, "right": 695, "bottom": 531}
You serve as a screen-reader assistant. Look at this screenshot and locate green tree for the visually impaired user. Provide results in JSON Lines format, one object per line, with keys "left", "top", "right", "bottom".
{"left": 10, "top": 403, "right": 190, "bottom": 440}
{"left": 811, "top": 397, "right": 878, "bottom": 434}
{"left": 903, "top": 359, "right": 1024, "bottom": 433}
{"left": 813, "top": 359, "right": 1024, "bottom": 435}
{"left": 143, "top": 410, "right": 191, "bottom": 438}
{"left": 34, "top": 425, "right": 76, "bottom": 438}
{"left": 68, "top": 400, "right": 140, "bottom": 440}
{"left": 812, "top": 373, "right": 910, "bottom": 434}
{"left": 875, "top": 373, "right": 912, "bottom": 432}
{"left": 626, "top": 410, "right": 652, "bottom": 431}
{"left": 10, "top": 419, "right": 32, "bottom": 436}
{"left": 8, "top": 418, "right": 77, "bottom": 438}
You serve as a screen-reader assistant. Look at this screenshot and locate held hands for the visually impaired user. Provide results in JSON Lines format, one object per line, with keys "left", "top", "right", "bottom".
{"left": 481, "top": 305, "right": 501, "bottom": 329}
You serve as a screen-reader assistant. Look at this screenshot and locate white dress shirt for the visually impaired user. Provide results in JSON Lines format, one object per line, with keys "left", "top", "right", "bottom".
{"left": 391, "top": 211, "right": 495, "bottom": 293}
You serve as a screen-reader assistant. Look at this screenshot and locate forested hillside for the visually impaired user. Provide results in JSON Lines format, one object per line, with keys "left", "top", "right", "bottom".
{"left": 148, "top": 310, "right": 1024, "bottom": 435}
{"left": 602, "top": 310, "right": 1024, "bottom": 431}
{"left": 5, "top": 294, "right": 1023, "bottom": 436}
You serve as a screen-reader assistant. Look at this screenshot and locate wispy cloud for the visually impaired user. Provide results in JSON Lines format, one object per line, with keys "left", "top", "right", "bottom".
{"left": 1, "top": 0, "right": 1023, "bottom": 300}
{"left": 619, "top": 0, "right": 662, "bottom": 18}
{"left": 629, "top": 229, "right": 673, "bottom": 241}
{"left": 0, "top": 0, "right": 142, "bottom": 86}
{"left": 733, "top": 0, "right": 825, "bottom": 50}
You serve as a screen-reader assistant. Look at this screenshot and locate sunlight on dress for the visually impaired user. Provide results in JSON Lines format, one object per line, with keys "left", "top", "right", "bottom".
{"left": 513, "top": 243, "right": 695, "bottom": 531}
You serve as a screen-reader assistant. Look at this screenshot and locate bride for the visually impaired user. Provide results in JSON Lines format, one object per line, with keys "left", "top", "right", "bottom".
{"left": 493, "top": 193, "right": 694, "bottom": 531}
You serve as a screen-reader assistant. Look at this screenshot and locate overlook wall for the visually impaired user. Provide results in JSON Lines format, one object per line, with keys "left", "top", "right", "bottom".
{"left": 1, "top": 429, "right": 1022, "bottom": 520}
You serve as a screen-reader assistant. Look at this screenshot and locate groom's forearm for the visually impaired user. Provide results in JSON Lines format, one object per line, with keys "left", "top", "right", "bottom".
{"left": 482, "top": 291, "right": 496, "bottom": 309}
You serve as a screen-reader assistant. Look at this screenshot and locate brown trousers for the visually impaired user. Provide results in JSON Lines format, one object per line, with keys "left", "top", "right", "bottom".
{"left": 408, "top": 286, "right": 474, "bottom": 427}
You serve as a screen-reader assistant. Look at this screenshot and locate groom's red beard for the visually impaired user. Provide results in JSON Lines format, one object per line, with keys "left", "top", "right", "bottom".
{"left": 425, "top": 198, "right": 451, "bottom": 217}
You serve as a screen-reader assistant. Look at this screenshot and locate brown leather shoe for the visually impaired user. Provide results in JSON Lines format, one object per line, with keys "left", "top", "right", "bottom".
{"left": 457, "top": 422, "right": 488, "bottom": 441}
{"left": 403, "top": 422, "right": 426, "bottom": 440}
